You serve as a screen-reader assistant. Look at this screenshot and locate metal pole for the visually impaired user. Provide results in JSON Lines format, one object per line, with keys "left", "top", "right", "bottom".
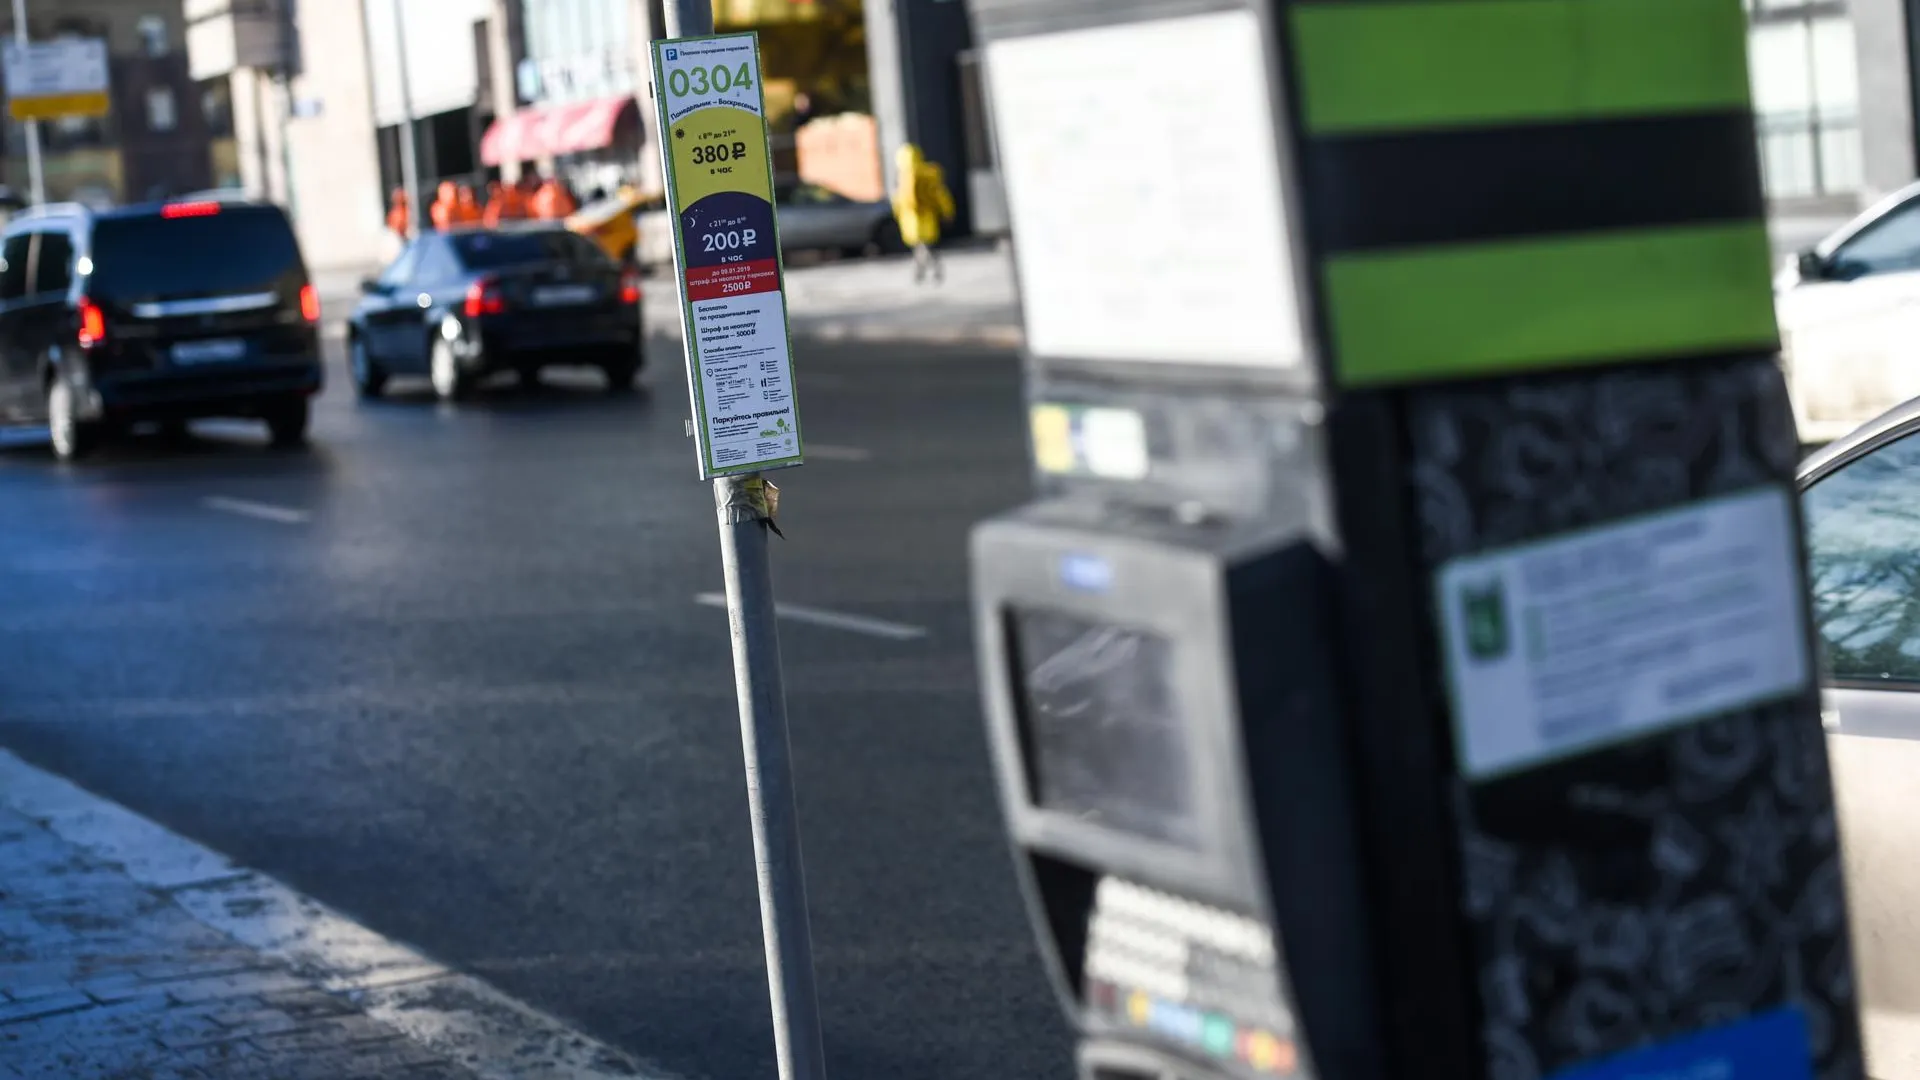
{"left": 663, "top": 0, "right": 713, "bottom": 38}
{"left": 663, "top": 5, "right": 827, "bottom": 1080}
{"left": 713, "top": 482, "right": 828, "bottom": 1080}
{"left": 388, "top": 0, "right": 422, "bottom": 237}
{"left": 10, "top": 0, "right": 43, "bottom": 206}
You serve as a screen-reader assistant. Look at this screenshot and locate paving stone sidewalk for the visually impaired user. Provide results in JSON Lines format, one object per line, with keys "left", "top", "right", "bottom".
{"left": 0, "top": 803, "right": 482, "bottom": 1080}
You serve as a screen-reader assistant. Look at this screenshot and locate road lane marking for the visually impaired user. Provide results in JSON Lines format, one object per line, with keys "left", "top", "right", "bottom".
{"left": 695, "top": 592, "right": 927, "bottom": 640}
{"left": 807, "top": 444, "right": 872, "bottom": 462}
{"left": 202, "top": 495, "right": 311, "bottom": 525}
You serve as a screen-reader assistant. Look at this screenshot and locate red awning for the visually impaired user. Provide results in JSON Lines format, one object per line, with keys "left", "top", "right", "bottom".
{"left": 480, "top": 96, "right": 639, "bottom": 166}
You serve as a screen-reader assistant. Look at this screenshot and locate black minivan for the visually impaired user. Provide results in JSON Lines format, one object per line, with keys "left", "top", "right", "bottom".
{"left": 0, "top": 197, "right": 323, "bottom": 460}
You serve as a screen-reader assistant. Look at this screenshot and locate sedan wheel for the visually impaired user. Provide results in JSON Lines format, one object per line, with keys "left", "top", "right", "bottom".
{"left": 46, "top": 378, "right": 97, "bottom": 461}
{"left": 350, "top": 336, "right": 387, "bottom": 399}
{"left": 430, "top": 339, "right": 471, "bottom": 401}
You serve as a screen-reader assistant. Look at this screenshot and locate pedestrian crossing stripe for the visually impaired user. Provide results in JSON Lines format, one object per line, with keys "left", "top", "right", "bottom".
{"left": 1321, "top": 222, "right": 1778, "bottom": 387}
{"left": 1290, "top": 0, "right": 1752, "bottom": 135}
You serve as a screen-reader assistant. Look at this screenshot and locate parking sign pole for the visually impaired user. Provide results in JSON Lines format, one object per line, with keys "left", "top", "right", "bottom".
{"left": 660, "top": 5, "right": 828, "bottom": 1080}
{"left": 10, "top": 0, "right": 44, "bottom": 206}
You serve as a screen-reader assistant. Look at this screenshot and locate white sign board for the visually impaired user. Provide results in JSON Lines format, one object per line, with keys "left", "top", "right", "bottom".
{"left": 1436, "top": 487, "right": 1810, "bottom": 779}
{"left": 4, "top": 38, "right": 109, "bottom": 121}
{"left": 985, "top": 11, "right": 1305, "bottom": 369}
{"left": 651, "top": 34, "right": 803, "bottom": 477}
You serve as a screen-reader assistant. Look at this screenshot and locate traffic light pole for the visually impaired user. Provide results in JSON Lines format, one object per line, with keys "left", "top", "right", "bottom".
{"left": 387, "top": 0, "right": 421, "bottom": 237}
{"left": 10, "top": 0, "right": 43, "bottom": 206}
{"left": 659, "top": 5, "right": 828, "bottom": 1080}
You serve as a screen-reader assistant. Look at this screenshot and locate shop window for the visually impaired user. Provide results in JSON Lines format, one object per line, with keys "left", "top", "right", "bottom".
{"left": 1747, "top": 6, "right": 1861, "bottom": 199}
{"left": 138, "top": 14, "right": 169, "bottom": 58}
{"left": 200, "top": 78, "right": 234, "bottom": 139}
{"left": 147, "top": 88, "right": 178, "bottom": 134}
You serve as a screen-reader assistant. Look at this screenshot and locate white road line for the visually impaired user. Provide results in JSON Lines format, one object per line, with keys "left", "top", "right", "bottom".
{"left": 0, "top": 749, "right": 661, "bottom": 1080}
{"left": 202, "top": 495, "right": 312, "bottom": 525}
{"left": 806, "top": 444, "right": 872, "bottom": 462}
{"left": 694, "top": 592, "right": 927, "bottom": 641}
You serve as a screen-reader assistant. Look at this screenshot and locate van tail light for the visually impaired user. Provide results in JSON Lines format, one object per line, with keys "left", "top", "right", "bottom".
{"left": 161, "top": 200, "right": 221, "bottom": 219}
{"left": 619, "top": 267, "right": 642, "bottom": 305}
{"left": 77, "top": 297, "right": 106, "bottom": 349}
{"left": 464, "top": 277, "right": 506, "bottom": 317}
{"left": 299, "top": 284, "right": 320, "bottom": 323}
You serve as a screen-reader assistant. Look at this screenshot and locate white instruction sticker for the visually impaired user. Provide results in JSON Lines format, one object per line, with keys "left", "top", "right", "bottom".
{"left": 1437, "top": 487, "right": 1810, "bottom": 780}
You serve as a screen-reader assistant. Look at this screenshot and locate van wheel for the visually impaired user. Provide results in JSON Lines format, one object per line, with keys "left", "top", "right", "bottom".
{"left": 265, "top": 398, "right": 310, "bottom": 447}
{"left": 46, "top": 379, "right": 98, "bottom": 461}
{"left": 350, "top": 336, "right": 387, "bottom": 399}
{"left": 602, "top": 353, "right": 640, "bottom": 393}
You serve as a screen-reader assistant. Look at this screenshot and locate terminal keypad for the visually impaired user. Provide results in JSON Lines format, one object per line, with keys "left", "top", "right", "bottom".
{"left": 1081, "top": 877, "right": 1300, "bottom": 1077}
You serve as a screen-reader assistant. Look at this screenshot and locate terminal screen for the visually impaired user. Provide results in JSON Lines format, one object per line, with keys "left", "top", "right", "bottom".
{"left": 1009, "top": 608, "right": 1201, "bottom": 849}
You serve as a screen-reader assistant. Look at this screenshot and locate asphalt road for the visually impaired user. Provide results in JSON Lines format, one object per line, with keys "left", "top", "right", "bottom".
{"left": 0, "top": 327, "right": 1071, "bottom": 1080}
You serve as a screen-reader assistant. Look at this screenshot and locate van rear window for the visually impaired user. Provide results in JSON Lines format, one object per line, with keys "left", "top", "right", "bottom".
{"left": 88, "top": 207, "right": 304, "bottom": 299}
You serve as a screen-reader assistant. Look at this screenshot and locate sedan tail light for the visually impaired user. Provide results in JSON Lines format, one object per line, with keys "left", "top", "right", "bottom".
{"left": 619, "top": 267, "right": 642, "bottom": 305}
{"left": 464, "top": 277, "right": 506, "bottom": 317}
{"left": 77, "top": 297, "right": 106, "bottom": 349}
{"left": 299, "top": 283, "right": 320, "bottom": 323}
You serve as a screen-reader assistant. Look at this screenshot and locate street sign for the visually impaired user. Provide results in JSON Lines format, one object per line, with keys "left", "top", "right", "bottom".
{"left": 3, "top": 38, "right": 109, "bottom": 122}
{"left": 649, "top": 32, "right": 804, "bottom": 479}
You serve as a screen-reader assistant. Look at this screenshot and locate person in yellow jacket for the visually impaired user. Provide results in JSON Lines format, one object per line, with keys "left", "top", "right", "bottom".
{"left": 892, "top": 143, "right": 955, "bottom": 284}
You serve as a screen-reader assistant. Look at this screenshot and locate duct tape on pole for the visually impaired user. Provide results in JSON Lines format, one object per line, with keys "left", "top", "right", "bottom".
{"left": 650, "top": 27, "right": 825, "bottom": 1080}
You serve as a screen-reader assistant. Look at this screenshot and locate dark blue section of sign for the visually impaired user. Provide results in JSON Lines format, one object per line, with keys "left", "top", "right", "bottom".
{"left": 1548, "top": 1007, "right": 1811, "bottom": 1080}
{"left": 681, "top": 191, "right": 777, "bottom": 270}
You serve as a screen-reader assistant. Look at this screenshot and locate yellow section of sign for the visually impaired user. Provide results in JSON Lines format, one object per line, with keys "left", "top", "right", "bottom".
{"left": 666, "top": 105, "right": 772, "bottom": 214}
{"left": 11, "top": 90, "right": 109, "bottom": 121}
{"left": 1029, "top": 404, "right": 1076, "bottom": 475}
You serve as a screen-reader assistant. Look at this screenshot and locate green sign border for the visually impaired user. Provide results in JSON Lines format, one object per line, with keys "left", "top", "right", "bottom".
{"left": 650, "top": 31, "right": 805, "bottom": 479}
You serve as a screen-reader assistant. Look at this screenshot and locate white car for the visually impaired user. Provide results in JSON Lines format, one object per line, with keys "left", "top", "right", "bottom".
{"left": 1799, "top": 399, "right": 1920, "bottom": 1075}
{"left": 1777, "top": 182, "right": 1920, "bottom": 443}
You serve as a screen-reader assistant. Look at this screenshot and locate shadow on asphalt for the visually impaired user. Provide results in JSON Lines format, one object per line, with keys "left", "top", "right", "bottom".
{"left": 355, "top": 371, "right": 657, "bottom": 416}
{"left": 0, "top": 423, "right": 335, "bottom": 476}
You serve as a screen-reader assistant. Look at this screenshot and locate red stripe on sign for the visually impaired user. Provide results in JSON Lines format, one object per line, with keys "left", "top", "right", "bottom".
{"left": 686, "top": 259, "right": 780, "bottom": 301}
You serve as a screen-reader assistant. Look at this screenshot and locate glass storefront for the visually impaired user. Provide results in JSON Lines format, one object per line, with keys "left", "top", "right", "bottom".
{"left": 1746, "top": 0, "right": 1863, "bottom": 200}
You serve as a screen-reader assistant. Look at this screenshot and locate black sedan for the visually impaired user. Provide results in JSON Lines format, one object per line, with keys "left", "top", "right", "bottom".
{"left": 348, "top": 224, "right": 643, "bottom": 401}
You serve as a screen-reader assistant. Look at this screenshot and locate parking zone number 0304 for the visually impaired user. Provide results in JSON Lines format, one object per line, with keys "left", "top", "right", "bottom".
{"left": 667, "top": 62, "right": 754, "bottom": 98}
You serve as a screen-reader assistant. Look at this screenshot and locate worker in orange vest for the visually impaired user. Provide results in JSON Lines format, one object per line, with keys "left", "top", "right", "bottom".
{"left": 385, "top": 187, "right": 411, "bottom": 237}
{"left": 453, "top": 182, "right": 484, "bottom": 226}
{"left": 429, "top": 181, "right": 460, "bottom": 231}
{"left": 528, "top": 177, "right": 577, "bottom": 221}
{"left": 482, "top": 180, "right": 527, "bottom": 227}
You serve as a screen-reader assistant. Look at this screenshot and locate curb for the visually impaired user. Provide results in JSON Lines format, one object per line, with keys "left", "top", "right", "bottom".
{"left": 0, "top": 749, "right": 678, "bottom": 1080}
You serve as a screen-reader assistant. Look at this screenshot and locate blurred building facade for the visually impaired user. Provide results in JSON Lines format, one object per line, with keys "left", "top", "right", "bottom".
{"left": 157, "top": 0, "right": 1920, "bottom": 267}
{"left": 0, "top": 1, "right": 216, "bottom": 205}
{"left": 186, "top": 0, "right": 996, "bottom": 271}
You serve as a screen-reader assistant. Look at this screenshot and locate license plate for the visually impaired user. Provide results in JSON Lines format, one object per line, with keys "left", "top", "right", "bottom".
{"left": 171, "top": 338, "right": 247, "bottom": 365}
{"left": 532, "top": 284, "right": 597, "bottom": 307}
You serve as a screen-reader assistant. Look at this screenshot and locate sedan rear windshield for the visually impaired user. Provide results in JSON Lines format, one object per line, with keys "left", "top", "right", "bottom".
{"left": 87, "top": 207, "right": 305, "bottom": 300}
{"left": 451, "top": 230, "right": 609, "bottom": 271}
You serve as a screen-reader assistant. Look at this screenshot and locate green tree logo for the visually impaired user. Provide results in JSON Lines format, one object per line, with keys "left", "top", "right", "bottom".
{"left": 1460, "top": 578, "right": 1510, "bottom": 662}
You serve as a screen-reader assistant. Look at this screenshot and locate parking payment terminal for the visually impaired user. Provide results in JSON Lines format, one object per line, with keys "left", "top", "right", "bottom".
{"left": 974, "top": 506, "right": 1377, "bottom": 1080}
{"left": 967, "top": 1, "right": 1863, "bottom": 1080}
